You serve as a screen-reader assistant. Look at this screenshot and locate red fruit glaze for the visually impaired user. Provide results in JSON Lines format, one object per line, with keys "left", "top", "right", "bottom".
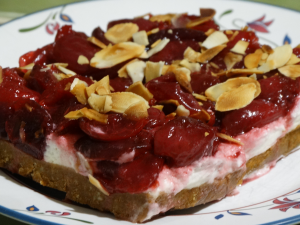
{"left": 93, "top": 153, "right": 164, "bottom": 193}
{"left": 221, "top": 100, "right": 285, "bottom": 136}
{"left": 79, "top": 114, "right": 148, "bottom": 141}
{"left": 154, "top": 117, "right": 218, "bottom": 167}
{"left": 19, "top": 44, "right": 54, "bottom": 67}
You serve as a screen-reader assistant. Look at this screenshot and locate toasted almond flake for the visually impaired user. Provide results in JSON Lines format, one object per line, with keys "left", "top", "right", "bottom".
{"left": 190, "top": 109, "right": 211, "bottom": 123}
{"left": 249, "top": 73, "right": 257, "bottom": 80}
{"left": 86, "top": 75, "right": 110, "bottom": 97}
{"left": 179, "top": 59, "right": 201, "bottom": 72}
{"left": 186, "top": 16, "right": 212, "bottom": 28}
{"left": 53, "top": 73, "right": 69, "bottom": 81}
{"left": 132, "top": 31, "right": 149, "bottom": 46}
{"left": 217, "top": 133, "right": 244, "bottom": 145}
{"left": 244, "top": 49, "right": 263, "bottom": 69}
{"left": 118, "top": 59, "right": 138, "bottom": 78}
{"left": 126, "top": 81, "right": 153, "bottom": 101}
{"left": 205, "top": 77, "right": 261, "bottom": 102}
{"left": 58, "top": 65, "right": 76, "bottom": 76}
{"left": 138, "top": 50, "right": 148, "bottom": 59}
{"left": 263, "top": 75, "right": 268, "bottom": 79}
{"left": 183, "top": 47, "right": 202, "bottom": 63}
{"left": 202, "top": 31, "right": 229, "bottom": 49}
{"left": 88, "top": 94, "right": 112, "bottom": 113}
{"left": 77, "top": 55, "right": 89, "bottom": 65}
{"left": 166, "top": 112, "right": 176, "bottom": 119}
{"left": 205, "top": 28, "right": 215, "bottom": 36}
{"left": 198, "top": 102, "right": 203, "bottom": 106}
{"left": 230, "top": 40, "right": 249, "bottom": 55}
{"left": 149, "top": 14, "right": 176, "bottom": 22}
{"left": 147, "top": 28, "right": 159, "bottom": 36}
{"left": 65, "top": 82, "right": 71, "bottom": 91}
{"left": 198, "top": 45, "right": 227, "bottom": 63}
{"left": 19, "top": 63, "right": 35, "bottom": 70}
{"left": 161, "top": 65, "right": 170, "bottom": 75}
{"left": 286, "top": 54, "right": 300, "bottom": 65}
{"left": 216, "top": 82, "right": 257, "bottom": 111}
{"left": 105, "top": 92, "right": 149, "bottom": 113}
{"left": 151, "top": 39, "right": 162, "bottom": 48}
{"left": 205, "top": 132, "right": 209, "bottom": 137}
{"left": 213, "top": 68, "right": 264, "bottom": 78}
{"left": 90, "top": 42, "right": 145, "bottom": 69}
{"left": 88, "top": 174, "right": 109, "bottom": 196}
{"left": 147, "top": 39, "right": 170, "bottom": 58}
{"left": 172, "top": 67, "right": 192, "bottom": 93}
{"left": 210, "top": 62, "right": 219, "bottom": 69}
{"left": 88, "top": 36, "right": 107, "bottom": 49}
{"left": 224, "top": 52, "right": 243, "bottom": 70}
{"left": 193, "top": 93, "right": 207, "bottom": 101}
{"left": 168, "top": 29, "right": 173, "bottom": 34}
{"left": 105, "top": 23, "right": 139, "bottom": 44}
{"left": 176, "top": 105, "right": 190, "bottom": 117}
{"left": 258, "top": 44, "right": 293, "bottom": 72}
{"left": 40, "top": 67, "right": 50, "bottom": 72}
{"left": 25, "top": 104, "right": 33, "bottom": 112}
{"left": 71, "top": 83, "right": 88, "bottom": 104}
{"left": 159, "top": 99, "right": 180, "bottom": 106}
{"left": 278, "top": 65, "right": 300, "bottom": 78}
{"left": 261, "top": 45, "right": 273, "bottom": 54}
{"left": 152, "top": 105, "right": 164, "bottom": 111}
{"left": 186, "top": 8, "right": 216, "bottom": 28}
{"left": 0, "top": 67, "right": 2, "bottom": 84}
{"left": 145, "top": 61, "right": 164, "bottom": 82}
{"left": 261, "top": 52, "right": 268, "bottom": 60}
{"left": 126, "top": 60, "right": 146, "bottom": 83}
{"left": 65, "top": 107, "right": 108, "bottom": 123}
{"left": 70, "top": 78, "right": 88, "bottom": 91}
{"left": 124, "top": 101, "right": 149, "bottom": 120}
{"left": 229, "top": 31, "right": 239, "bottom": 41}
{"left": 225, "top": 30, "right": 233, "bottom": 35}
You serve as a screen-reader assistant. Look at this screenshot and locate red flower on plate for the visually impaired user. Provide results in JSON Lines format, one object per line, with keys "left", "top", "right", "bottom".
{"left": 270, "top": 198, "right": 300, "bottom": 212}
{"left": 46, "top": 22, "right": 60, "bottom": 35}
{"left": 247, "top": 15, "right": 273, "bottom": 33}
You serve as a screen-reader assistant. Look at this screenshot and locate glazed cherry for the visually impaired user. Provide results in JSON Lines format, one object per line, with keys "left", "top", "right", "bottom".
{"left": 92, "top": 27, "right": 111, "bottom": 45}
{"left": 5, "top": 99, "right": 52, "bottom": 159}
{"left": 221, "top": 99, "right": 285, "bottom": 136}
{"left": 109, "top": 77, "right": 132, "bottom": 92}
{"left": 154, "top": 117, "right": 218, "bottom": 167}
{"left": 144, "top": 107, "right": 167, "bottom": 130}
{"left": 79, "top": 114, "right": 148, "bottom": 141}
{"left": 74, "top": 130, "right": 152, "bottom": 162}
{"left": 93, "top": 153, "right": 164, "bottom": 194}
{"left": 190, "top": 70, "right": 221, "bottom": 94}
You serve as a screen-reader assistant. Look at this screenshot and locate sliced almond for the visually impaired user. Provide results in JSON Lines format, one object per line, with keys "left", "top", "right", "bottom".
{"left": 179, "top": 59, "right": 201, "bottom": 72}
{"left": 118, "top": 59, "right": 138, "bottom": 78}
{"left": 258, "top": 44, "right": 293, "bottom": 72}
{"left": 176, "top": 105, "right": 190, "bottom": 117}
{"left": 224, "top": 52, "right": 243, "bottom": 70}
{"left": 88, "top": 94, "right": 112, "bottom": 113}
{"left": 149, "top": 14, "right": 176, "bottom": 22}
{"left": 212, "top": 68, "right": 264, "bottom": 78}
{"left": 138, "top": 50, "right": 149, "bottom": 59}
{"left": 70, "top": 83, "right": 88, "bottom": 104}
{"left": 70, "top": 78, "right": 88, "bottom": 91}
{"left": 210, "top": 62, "right": 219, "bottom": 69}
{"left": 65, "top": 107, "right": 108, "bottom": 123}
{"left": 152, "top": 105, "right": 164, "bottom": 111}
{"left": 145, "top": 61, "right": 164, "bottom": 83}
{"left": 147, "top": 39, "right": 170, "bottom": 58}
{"left": 230, "top": 40, "right": 249, "bottom": 55}
{"left": 132, "top": 31, "right": 149, "bottom": 46}
{"left": 278, "top": 65, "right": 300, "bottom": 78}
{"left": 205, "top": 77, "right": 261, "bottom": 102}
{"left": 190, "top": 109, "right": 211, "bottom": 123}
{"left": 186, "top": 8, "right": 216, "bottom": 28}
{"left": 104, "top": 92, "right": 149, "bottom": 113}
{"left": 244, "top": 49, "right": 263, "bottom": 69}
{"left": 19, "top": 63, "right": 35, "bottom": 70}
{"left": 205, "top": 28, "right": 215, "bottom": 36}
{"left": 198, "top": 45, "right": 226, "bottom": 63}
{"left": 147, "top": 28, "right": 159, "bottom": 36}
{"left": 217, "top": 133, "right": 243, "bottom": 145}
{"left": 261, "top": 45, "right": 273, "bottom": 54}
{"left": 216, "top": 82, "right": 257, "bottom": 111}
{"left": 58, "top": 65, "right": 76, "bottom": 76}
{"left": 90, "top": 42, "right": 145, "bottom": 69}
{"left": 105, "top": 23, "right": 139, "bottom": 44}
{"left": 249, "top": 73, "right": 257, "bottom": 80}
{"left": 88, "top": 36, "right": 107, "bottom": 49}
{"left": 202, "top": 31, "right": 229, "bottom": 49}
{"left": 86, "top": 75, "right": 110, "bottom": 97}
{"left": 126, "top": 81, "right": 153, "bottom": 101}
{"left": 225, "top": 30, "right": 233, "bottom": 35}
{"left": 172, "top": 67, "right": 193, "bottom": 93}
{"left": 229, "top": 30, "right": 239, "bottom": 41}
{"left": 151, "top": 39, "right": 162, "bottom": 48}
{"left": 124, "top": 101, "right": 149, "bottom": 120}
{"left": 193, "top": 93, "right": 207, "bottom": 101}
{"left": 286, "top": 54, "right": 300, "bottom": 65}
{"left": 88, "top": 174, "right": 109, "bottom": 196}
{"left": 186, "top": 16, "right": 212, "bottom": 28}
{"left": 126, "top": 60, "right": 146, "bottom": 83}
{"left": 77, "top": 55, "right": 89, "bottom": 65}
{"left": 183, "top": 47, "right": 202, "bottom": 63}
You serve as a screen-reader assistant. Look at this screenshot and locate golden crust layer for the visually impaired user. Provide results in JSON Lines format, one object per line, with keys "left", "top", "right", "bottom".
{"left": 0, "top": 126, "right": 300, "bottom": 222}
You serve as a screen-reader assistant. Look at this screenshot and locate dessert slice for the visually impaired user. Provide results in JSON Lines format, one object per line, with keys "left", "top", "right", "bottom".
{"left": 1, "top": 8, "right": 300, "bottom": 223}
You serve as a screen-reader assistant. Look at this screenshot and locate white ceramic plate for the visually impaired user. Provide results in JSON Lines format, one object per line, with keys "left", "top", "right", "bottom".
{"left": 1, "top": 0, "right": 300, "bottom": 224}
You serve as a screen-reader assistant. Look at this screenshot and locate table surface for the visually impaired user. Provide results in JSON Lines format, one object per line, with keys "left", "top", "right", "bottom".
{"left": 0, "top": 0, "right": 299, "bottom": 224}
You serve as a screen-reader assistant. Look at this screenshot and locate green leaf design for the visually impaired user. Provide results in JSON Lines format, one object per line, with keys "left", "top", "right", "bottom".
{"left": 19, "top": 13, "right": 51, "bottom": 32}
{"left": 52, "top": 12, "right": 57, "bottom": 20}
{"left": 219, "top": 10, "right": 233, "bottom": 19}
